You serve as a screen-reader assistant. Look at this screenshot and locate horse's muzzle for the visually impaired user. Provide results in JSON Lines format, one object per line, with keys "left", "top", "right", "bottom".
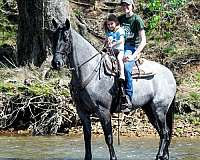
{"left": 52, "top": 59, "right": 64, "bottom": 70}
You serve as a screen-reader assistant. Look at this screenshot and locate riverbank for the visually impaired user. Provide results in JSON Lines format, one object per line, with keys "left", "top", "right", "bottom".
{"left": 0, "top": 109, "right": 199, "bottom": 138}
{"left": 68, "top": 111, "right": 200, "bottom": 137}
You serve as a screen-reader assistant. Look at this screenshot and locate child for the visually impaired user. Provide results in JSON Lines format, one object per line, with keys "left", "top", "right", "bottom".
{"left": 104, "top": 14, "right": 132, "bottom": 112}
{"left": 104, "top": 14, "right": 125, "bottom": 81}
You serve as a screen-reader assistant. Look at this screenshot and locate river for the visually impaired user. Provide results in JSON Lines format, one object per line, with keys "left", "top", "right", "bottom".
{"left": 0, "top": 135, "right": 199, "bottom": 160}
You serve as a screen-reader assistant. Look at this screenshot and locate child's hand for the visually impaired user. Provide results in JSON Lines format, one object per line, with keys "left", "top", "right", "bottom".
{"left": 123, "top": 56, "right": 129, "bottom": 62}
{"left": 107, "top": 38, "right": 112, "bottom": 47}
{"left": 103, "top": 38, "right": 108, "bottom": 44}
{"left": 104, "top": 38, "right": 112, "bottom": 47}
{"left": 123, "top": 54, "right": 137, "bottom": 62}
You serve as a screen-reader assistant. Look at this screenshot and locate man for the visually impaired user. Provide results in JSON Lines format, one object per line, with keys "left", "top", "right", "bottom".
{"left": 118, "top": 0, "right": 147, "bottom": 113}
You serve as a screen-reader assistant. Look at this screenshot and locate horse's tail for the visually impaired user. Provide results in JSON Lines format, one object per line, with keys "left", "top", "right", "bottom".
{"left": 167, "top": 95, "right": 175, "bottom": 141}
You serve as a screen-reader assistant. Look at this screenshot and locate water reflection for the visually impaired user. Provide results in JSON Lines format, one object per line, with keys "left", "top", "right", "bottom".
{"left": 0, "top": 135, "right": 199, "bottom": 160}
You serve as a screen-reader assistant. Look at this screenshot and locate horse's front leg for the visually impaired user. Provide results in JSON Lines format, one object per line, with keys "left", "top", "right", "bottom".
{"left": 97, "top": 107, "right": 117, "bottom": 160}
{"left": 78, "top": 109, "right": 92, "bottom": 160}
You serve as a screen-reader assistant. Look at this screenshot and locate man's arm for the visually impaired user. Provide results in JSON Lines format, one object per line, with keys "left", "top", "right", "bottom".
{"left": 134, "top": 29, "right": 146, "bottom": 59}
{"left": 124, "top": 29, "right": 146, "bottom": 61}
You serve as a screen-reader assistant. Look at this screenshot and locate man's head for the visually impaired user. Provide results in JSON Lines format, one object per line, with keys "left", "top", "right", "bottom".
{"left": 120, "top": 0, "right": 134, "bottom": 5}
{"left": 120, "top": 0, "right": 134, "bottom": 15}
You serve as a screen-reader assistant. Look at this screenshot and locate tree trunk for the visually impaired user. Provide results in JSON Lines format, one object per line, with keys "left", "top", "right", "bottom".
{"left": 16, "top": 0, "right": 69, "bottom": 66}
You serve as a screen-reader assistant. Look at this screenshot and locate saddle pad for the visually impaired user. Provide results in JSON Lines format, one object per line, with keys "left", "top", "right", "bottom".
{"left": 132, "top": 59, "right": 155, "bottom": 78}
{"left": 103, "top": 53, "right": 155, "bottom": 78}
{"left": 132, "top": 69, "right": 155, "bottom": 78}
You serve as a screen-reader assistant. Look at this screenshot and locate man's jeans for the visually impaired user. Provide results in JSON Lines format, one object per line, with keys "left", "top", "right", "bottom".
{"left": 124, "top": 44, "right": 136, "bottom": 100}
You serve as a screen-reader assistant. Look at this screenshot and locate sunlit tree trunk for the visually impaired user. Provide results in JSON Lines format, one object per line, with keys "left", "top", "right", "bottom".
{"left": 16, "top": 0, "right": 69, "bottom": 66}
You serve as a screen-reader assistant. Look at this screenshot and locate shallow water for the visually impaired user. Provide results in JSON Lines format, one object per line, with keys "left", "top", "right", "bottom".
{"left": 0, "top": 135, "right": 199, "bottom": 160}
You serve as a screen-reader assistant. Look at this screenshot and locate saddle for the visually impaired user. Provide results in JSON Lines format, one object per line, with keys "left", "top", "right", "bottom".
{"left": 102, "top": 49, "right": 155, "bottom": 79}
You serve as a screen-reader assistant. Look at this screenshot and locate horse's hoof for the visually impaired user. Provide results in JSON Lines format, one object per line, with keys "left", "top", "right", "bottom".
{"left": 84, "top": 155, "right": 92, "bottom": 160}
{"left": 155, "top": 155, "right": 169, "bottom": 160}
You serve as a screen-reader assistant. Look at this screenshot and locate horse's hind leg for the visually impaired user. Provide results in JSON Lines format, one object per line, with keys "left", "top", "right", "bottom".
{"left": 166, "top": 97, "right": 175, "bottom": 141}
{"left": 154, "top": 104, "right": 172, "bottom": 160}
{"left": 77, "top": 109, "right": 92, "bottom": 160}
{"left": 97, "top": 107, "right": 117, "bottom": 160}
{"left": 143, "top": 102, "right": 172, "bottom": 160}
{"left": 157, "top": 97, "right": 175, "bottom": 160}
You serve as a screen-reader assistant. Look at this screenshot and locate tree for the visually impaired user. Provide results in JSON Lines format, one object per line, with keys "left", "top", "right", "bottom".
{"left": 16, "top": 0, "right": 69, "bottom": 66}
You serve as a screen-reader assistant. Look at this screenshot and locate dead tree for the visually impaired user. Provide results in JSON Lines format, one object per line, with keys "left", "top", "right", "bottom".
{"left": 16, "top": 0, "right": 69, "bottom": 66}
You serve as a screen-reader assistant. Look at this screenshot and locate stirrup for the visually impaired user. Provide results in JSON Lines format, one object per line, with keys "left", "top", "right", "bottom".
{"left": 121, "top": 95, "right": 132, "bottom": 108}
{"left": 121, "top": 108, "right": 131, "bottom": 114}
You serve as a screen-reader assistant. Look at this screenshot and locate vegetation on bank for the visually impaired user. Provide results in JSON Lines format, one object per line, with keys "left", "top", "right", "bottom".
{"left": 0, "top": 0, "right": 17, "bottom": 45}
{"left": 0, "top": 0, "right": 199, "bottom": 136}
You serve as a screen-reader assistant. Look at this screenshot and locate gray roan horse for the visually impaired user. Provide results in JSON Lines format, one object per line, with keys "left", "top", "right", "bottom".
{"left": 51, "top": 19, "right": 176, "bottom": 160}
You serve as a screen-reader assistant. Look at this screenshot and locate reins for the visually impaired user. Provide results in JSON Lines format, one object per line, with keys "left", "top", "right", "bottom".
{"left": 55, "top": 51, "right": 67, "bottom": 54}
{"left": 72, "top": 52, "right": 101, "bottom": 71}
{"left": 72, "top": 41, "right": 108, "bottom": 71}
{"left": 71, "top": 47, "right": 107, "bottom": 90}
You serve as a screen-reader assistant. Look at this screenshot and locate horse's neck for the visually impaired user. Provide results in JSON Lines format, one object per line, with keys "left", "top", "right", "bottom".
{"left": 71, "top": 29, "right": 101, "bottom": 80}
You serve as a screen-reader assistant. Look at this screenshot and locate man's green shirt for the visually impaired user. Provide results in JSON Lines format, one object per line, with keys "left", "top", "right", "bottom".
{"left": 118, "top": 14, "right": 145, "bottom": 48}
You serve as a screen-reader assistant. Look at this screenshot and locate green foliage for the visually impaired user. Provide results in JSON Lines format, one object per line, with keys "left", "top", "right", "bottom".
{"left": 175, "top": 113, "right": 200, "bottom": 128}
{"left": 175, "top": 127, "right": 183, "bottom": 133}
{"left": 166, "top": 0, "right": 187, "bottom": 11}
{"left": 28, "top": 82, "right": 54, "bottom": 96}
{"left": 188, "top": 115, "right": 200, "bottom": 126}
{"left": 144, "top": 0, "right": 195, "bottom": 58}
{"left": 195, "top": 72, "right": 200, "bottom": 82}
{"left": 0, "top": 0, "right": 17, "bottom": 45}
{"left": 74, "top": 9, "right": 81, "bottom": 17}
{"left": 0, "top": 26, "right": 16, "bottom": 45}
{"left": 0, "top": 81, "right": 26, "bottom": 96}
{"left": 145, "top": 0, "right": 188, "bottom": 33}
{"left": 193, "top": 24, "right": 200, "bottom": 33}
{"left": 191, "top": 72, "right": 200, "bottom": 88}
{"left": 0, "top": 66, "right": 71, "bottom": 97}
{"left": 189, "top": 92, "right": 200, "bottom": 102}
{"left": 163, "top": 31, "right": 173, "bottom": 40}
{"left": 0, "top": 80, "right": 70, "bottom": 97}
{"left": 0, "top": 81, "right": 15, "bottom": 92}
{"left": 162, "top": 42, "right": 177, "bottom": 56}
{"left": 147, "top": 15, "right": 161, "bottom": 30}
{"left": 146, "top": 0, "right": 162, "bottom": 12}
{"left": 0, "top": 69, "right": 15, "bottom": 79}
{"left": 179, "top": 71, "right": 200, "bottom": 103}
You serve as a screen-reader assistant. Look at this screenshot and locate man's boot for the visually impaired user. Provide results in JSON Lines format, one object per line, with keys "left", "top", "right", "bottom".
{"left": 120, "top": 84, "right": 132, "bottom": 114}
{"left": 121, "top": 94, "right": 132, "bottom": 114}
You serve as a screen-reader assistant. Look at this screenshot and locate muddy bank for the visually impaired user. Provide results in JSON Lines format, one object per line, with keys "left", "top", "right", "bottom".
{"left": 0, "top": 106, "right": 199, "bottom": 137}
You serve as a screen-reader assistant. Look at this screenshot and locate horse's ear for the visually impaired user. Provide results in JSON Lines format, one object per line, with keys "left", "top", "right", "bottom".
{"left": 52, "top": 18, "right": 58, "bottom": 29}
{"left": 65, "top": 18, "right": 70, "bottom": 30}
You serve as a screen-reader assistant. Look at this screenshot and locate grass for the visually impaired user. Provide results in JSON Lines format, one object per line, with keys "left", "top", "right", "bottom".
{"left": 0, "top": 30, "right": 16, "bottom": 46}
{"left": 0, "top": 66, "right": 71, "bottom": 97}
{"left": 177, "top": 69, "right": 200, "bottom": 111}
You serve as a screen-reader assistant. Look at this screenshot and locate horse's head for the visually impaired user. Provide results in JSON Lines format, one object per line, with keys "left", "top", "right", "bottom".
{"left": 51, "top": 18, "right": 72, "bottom": 70}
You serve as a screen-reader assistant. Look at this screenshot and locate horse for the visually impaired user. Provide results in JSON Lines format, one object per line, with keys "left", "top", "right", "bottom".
{"left": 51, "top": 18, "right": 176, "bottom": 160}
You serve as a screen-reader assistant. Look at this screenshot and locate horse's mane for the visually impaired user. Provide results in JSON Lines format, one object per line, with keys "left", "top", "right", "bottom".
{"left": 71, "top": 29, "right": 99, "bottom": 57}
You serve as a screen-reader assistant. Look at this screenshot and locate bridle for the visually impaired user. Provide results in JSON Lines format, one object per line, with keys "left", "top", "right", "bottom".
{"left": 54, "top": 28, "right": 107, "bottom": 90}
